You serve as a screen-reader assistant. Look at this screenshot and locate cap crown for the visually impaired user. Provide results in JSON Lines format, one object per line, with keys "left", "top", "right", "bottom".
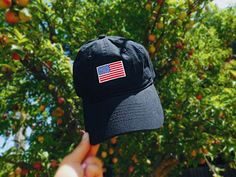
{"left": 73, "top": 35, "right": 155, "bottom": 100}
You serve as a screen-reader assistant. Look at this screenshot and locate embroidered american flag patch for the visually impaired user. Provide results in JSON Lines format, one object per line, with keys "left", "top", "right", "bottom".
{"left": 96, "top": 61, "right": 126, "bottom": 83}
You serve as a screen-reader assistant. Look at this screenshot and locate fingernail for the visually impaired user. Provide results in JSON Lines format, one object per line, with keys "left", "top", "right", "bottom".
{"left": 79, "top": 130, "right": 86, "bottom": 136}
{"left": 81, "top": 163, "right": 87, "bottom": 169}
{"left": 82, "top": 132, "right": 89, "bottom": 141}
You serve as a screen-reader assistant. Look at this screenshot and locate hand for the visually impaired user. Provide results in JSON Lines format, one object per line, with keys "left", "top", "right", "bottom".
{"left": 54, "top": 132, "right": 103, "bottom": 177}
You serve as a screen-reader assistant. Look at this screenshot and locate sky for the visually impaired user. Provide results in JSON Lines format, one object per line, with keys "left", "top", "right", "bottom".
{"left": 214, "top": 0, "right": 235, "bottom": 9}
{"left": 0, "top": 0, "right": 235, "bottom": 155}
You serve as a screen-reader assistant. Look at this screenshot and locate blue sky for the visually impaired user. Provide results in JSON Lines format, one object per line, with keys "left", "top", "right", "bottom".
{"left": 0, "top": 0, "right": 235, "bottom": 155}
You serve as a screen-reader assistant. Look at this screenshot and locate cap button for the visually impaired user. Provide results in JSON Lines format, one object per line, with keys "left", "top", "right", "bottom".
{"left": 98, "top": 34, "right": 106, "bottom": 39}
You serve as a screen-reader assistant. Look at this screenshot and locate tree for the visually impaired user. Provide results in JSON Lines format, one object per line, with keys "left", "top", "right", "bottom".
{"left": 0, "top": 0, "right": 235, "bottom": 176}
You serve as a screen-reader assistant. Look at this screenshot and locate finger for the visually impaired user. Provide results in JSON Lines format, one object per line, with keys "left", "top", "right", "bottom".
{"left": 69, "top": 132, "right": 90, "bottom": 163}
{"left": 84, "top": 164, "right": 103, "bottom": 177}
{"left": 83, "top": 156, "right": 103, "bottom": 168}
{"left": 87, "top": 144, "right": 100, "bottom": 157}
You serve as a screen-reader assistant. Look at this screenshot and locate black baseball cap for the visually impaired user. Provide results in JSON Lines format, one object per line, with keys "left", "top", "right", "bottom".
{"left": 73, "top": 35, "right": 164, "bottom": 145}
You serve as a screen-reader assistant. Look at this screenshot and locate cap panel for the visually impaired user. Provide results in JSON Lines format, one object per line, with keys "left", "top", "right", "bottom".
{"left": 73, "top": 39, "right": 107, "bottom": 97}
{"left": 73, "top": 50, "right": 91, "bottom": 97}
{"left": 137, "top": 44, "right": 156, "bottom": 79}
{"left": 73, "top": 36, "right": 155, "bottom": 100}
{"left": 126, "top": 40, "right": 156, "bottom": 80}
{"left": 125, "top": 40, "right": 153, "bottom": 82}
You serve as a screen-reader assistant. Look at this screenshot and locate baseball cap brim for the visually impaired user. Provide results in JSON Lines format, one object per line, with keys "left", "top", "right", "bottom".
{"left": 82, "top": 84, "right": 164, "bottom": 145}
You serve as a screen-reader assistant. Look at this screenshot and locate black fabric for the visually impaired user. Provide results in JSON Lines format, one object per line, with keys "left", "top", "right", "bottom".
{"left": 73, "top": 35, "right": 164, "bottom": 144}
{"left": 83, "top": 84, "right": 164, "bottom": 145}
{"left": 73, "top": 36, "right": 155, "bottom": 99}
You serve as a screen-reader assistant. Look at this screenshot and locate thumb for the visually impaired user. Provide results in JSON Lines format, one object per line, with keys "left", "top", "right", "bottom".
{"left": 69, "top": 132, "right": 91, "bottom": 163}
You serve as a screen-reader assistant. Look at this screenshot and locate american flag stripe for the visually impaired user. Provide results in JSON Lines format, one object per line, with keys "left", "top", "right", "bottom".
{"left": 100, "top": 73, "right": 125, "bottom": 81}
{"left": 97, "top": 61, "right": 126, "bottom": 83}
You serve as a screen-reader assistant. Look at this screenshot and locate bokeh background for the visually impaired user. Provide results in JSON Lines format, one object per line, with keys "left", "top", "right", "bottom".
{"left": 0, "top": 0, "right": 235, "bottom": 177}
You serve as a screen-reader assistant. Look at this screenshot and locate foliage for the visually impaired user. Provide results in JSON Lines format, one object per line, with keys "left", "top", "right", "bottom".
{"left": 0, "top": 0, "right": 235, "bottom": 176}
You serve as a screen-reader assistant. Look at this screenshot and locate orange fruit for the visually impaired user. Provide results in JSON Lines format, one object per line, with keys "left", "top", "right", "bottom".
{"left": 112, "top": 157, "right": 118, "bottom": 164}
{"left": 145, "top": 3, "right": 152, "bottom": 11}
{"left": 148, "top": 34, "right": 156, "bottom": 42}
{"left": 37, "top": 136, "right": 44, "bottom": 143}
{"left": 149, "top": 44, "right": 156, "bottom": 54}
{"left": 171, "top": 66, "right": 178, "bottom": 73}
{"left": 39, "top": 105, "right": 46, "bottom": 112}
{"left": 202, "top": 148, "right": 208, "bottom": 154}
{"left": 12, "top": 52, "right": 21, "bottom": 61}
{"left": 111, "top": 137, "right": 118, "bottom": 144}
{"left": 16, "top": 0, "right": 29, "bottom": 7}
{"left": 101, "top": 151, "right": 107, "bottom": 158}
{"left": 199, "top": 158, "right": 206, "bottom": 165}
{"left": 108, "top": 148, "right": 114, "bottom": 155}
{"left": 57, "top": 97, "right": 65, "bottom": 105}
{"left": 50, "top": 160, "right": 58, "bottom": 168}
{"left": 33, "top": 161, "right": 42, "bottom": 170}
{"left": 5, "top": 10, "right": 19, "bottom": 24}
{"left": 219, "top": 111, "right": 225, "bottom": 119}
{"left": 57, "top": 118, "right": 63, "bottom": 125}
{"left": 132, "top": 155, "right": 138, "bottom": 163}
{"left": 15, "top": 167, "right": 22, "bottom": 175}
{"left": 0, "top": 0, "right": 12, "bottom": 9}
{"left": 196, "top": 94, "right": 203, "bottom": 101}
{"left": 0, "top": 34, "right": 9, "bottom": 45}
{"left": 171, "top": 58, "right": 180, "bottom": 65}
{"left": 51, "top": 107, "right": 64, "bottom": 117}
{"left": 191, "top": 149, "right": 197, "bottom": 157}
{"left": 128, "top": 166, "right": 134, "bottom": 173}
{"left": 156, "top": 22, "right": 164, "bottom": 29}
